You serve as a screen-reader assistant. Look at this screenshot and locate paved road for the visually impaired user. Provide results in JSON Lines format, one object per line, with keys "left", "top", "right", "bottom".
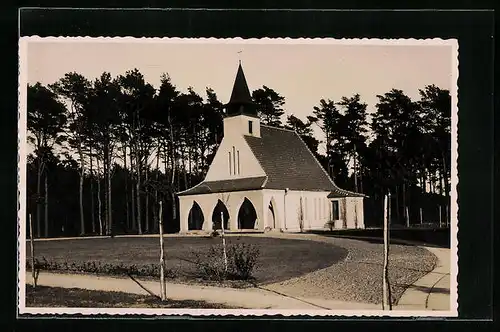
{"left": 395, "top": 246, "right": 451, "bottom": 311}
{"left": 24, "top": 271, "right": 381, "bottom": 310}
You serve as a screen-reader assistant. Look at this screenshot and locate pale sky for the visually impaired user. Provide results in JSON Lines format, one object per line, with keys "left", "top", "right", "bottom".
{"left": 26, "top": 39, "right": 454, "bottom": 151}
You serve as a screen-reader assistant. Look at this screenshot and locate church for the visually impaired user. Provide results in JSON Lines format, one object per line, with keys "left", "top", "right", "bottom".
{"left": 177, "top": 63, "right": 365, "bottom": 233}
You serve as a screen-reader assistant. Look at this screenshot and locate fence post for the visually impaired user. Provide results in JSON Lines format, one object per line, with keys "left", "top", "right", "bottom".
{"left": 29, "top": 214, "right": 37, "bottom": 287}
{"left": 419, "top": 207, "right": 423, "bottom": 225}
{"left": 220, "top": 212, "right": 228, "bottom": 273}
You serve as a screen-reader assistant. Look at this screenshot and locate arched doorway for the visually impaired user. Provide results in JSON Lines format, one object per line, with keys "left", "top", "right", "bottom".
{"left": 238, "top": 198, "right": 257, "bottom": 229}
{"left": 188, "top": 202, "right": 204, "bottom": 230}
{"left": 212, "top": 200, "right": 229, "bottom": 230}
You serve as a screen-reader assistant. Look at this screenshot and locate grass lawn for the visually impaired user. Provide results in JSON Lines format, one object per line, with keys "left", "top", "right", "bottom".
{"left": 28, "top": 236, "right": 348, "bottom": 285}
{"left": 26, "top": 285, "right": 237, "bottom": 308}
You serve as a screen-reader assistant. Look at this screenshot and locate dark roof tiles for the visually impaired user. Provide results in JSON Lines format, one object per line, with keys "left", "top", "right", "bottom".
{"left": 245, "top": 125, "right": 364, "bottom": 197}
{"left": 177, "top": 176, "right": 267, "bottom": 196}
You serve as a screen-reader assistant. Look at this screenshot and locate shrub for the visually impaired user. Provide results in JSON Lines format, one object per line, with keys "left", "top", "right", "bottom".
{"left": 192, "top": 244, "right": 228, "bottom": 281}
{"left": 228, "top": 243, "right": 260, "bottom": 280}
{"left": 25, "top": 257, "right": 176, "bottom": 279}
{"left": 192, "top": 243, "right": 260, "bottom": 281}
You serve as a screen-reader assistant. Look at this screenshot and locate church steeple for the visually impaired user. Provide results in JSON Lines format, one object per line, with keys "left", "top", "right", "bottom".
{"left": 225, "top": 63, "right": 258, "bottom": 118}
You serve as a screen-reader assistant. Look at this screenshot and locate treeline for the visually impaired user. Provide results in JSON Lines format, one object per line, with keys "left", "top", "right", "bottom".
{"left": 26, "top": 69, "right": 451, "bottom": 237}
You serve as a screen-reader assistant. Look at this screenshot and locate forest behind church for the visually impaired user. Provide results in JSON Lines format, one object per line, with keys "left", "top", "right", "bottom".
{"left": 25, "top": 68, "right": 451, "bottom": 237}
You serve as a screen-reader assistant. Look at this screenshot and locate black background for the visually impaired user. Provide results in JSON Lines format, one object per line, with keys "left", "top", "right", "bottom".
{"left": 1, "top": 2, "right": 496, "bottom": 332}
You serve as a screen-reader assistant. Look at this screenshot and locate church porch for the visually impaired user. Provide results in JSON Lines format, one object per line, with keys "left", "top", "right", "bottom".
{"left": 179, "top": 190, "right": 270, "bottom": 234}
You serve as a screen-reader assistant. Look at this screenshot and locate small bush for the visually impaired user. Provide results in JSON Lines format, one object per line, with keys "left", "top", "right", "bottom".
{"left": 228, "top": 243, "right": 260, "bottom": 280}
{"left": 192, "top": 244, "right": 228, "bottom": 281}
{"left": 192, "top": 243, "right": 260, "bottom": 281}
{"left": 210, "top": 230, "right": 220, "bottom": 237}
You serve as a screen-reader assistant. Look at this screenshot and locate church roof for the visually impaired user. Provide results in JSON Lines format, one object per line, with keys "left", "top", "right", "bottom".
{"left": 245, "top": 125, "right": 364, "bottom": 197}
{"left": 177, "top": 176, "right": 267, "bottom": 196}
{"left": 225, "top": 63, "right": 258, "bottom": 118}
{"left": 228, "top": 63, "right": 253, "bottom": 105}
{"left": 178, "top": 125, "right": 364, "bottom": 198}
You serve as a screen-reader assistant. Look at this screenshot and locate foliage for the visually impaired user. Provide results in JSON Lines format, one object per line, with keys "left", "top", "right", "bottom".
{"left": 192, "top": 243, "right": 260, "bottom": 281}
{"left": 228, "top": 243, "right": 260, "bottom": 280}
{"left": 26, "top": 256, "right": 177, "bottom": 279}
{"left": 252, "top": 85, "right": 285, "bottom": 127}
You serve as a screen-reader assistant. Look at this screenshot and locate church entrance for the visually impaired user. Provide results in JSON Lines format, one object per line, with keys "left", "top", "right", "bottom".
{"left": 212, "top": 199, "right": 230, "bottom": 230}
{"left": 188, "top": 202, "right": 204, "bottom": 230}
{"left": 238, "top": 198, "right": 257, "bottom": 229}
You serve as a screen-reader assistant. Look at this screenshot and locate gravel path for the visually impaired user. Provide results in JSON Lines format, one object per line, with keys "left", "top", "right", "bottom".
{"left": 257, "top": 234, "right": 437, "bottom": 305}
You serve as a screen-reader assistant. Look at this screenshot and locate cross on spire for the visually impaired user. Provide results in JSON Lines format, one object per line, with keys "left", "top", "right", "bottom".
{"left": 237, "top": 50, "right": 243, "bottom": 65}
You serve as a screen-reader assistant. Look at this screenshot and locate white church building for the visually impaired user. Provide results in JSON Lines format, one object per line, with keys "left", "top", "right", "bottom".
{"left": 177, "top": 63, "right": 365, "bottom": 233}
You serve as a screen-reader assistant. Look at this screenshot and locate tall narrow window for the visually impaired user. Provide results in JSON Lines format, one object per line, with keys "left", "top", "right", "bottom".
{"left": 324, "top": 199, "right": 328, "bottom": 219}
{"left": 332, "top": 201, "right": 340, "bottom": 220}
{"left": 232, "top": 146, "right": 236, "bottom": 175}
{"left": 319, "top": 199, "right": 322, "bottom": 219}
{"left": 228, "top": 152, "right": 232, "bottom": 175}
{"left": 237, "top": 150, "right": 240, "bottom": 174}
{"left": 314, "top": 198, "right": 317, "bottom": 220}
{"left": 248, "top": 121, "right": 253, "bottom": 134}
{"left": 304, "top": 197, "right": 308, "bottom": 222}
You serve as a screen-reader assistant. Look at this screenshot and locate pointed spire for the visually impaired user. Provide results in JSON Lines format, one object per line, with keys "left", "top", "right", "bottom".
{"left": 225, "top": 63, "right": 258, "bottom": 117}
{"left": 228, "top": 63, "right": 252, "bottom": 105}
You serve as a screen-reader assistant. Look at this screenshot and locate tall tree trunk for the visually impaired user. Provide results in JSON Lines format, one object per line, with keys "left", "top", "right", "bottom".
{"left": 123, "top": 145, "right": 130, "bottom": 231}
{"left": 130, "top": 148, "right": 136, "bottom": 231}
{"left": 97, "top": 158, "right": 103, "bottom": 236}
{"left": 402, "top": 181, "right": 406, "bottom": 225}
{"left": 168, "top": 114, "right": 177, "bottom": 225}
{"left": 103, "top": 155, "right": 109, "bottom": 235}
{"left": 76, "top": 142, "right": 85, "bottom": 236}
{"left": 353, "top": 146, "right": 358, "bottom": 192}
{"left": 442, "top": 152, "right": 450, "bottom": 197}
{"left": 145, "top": 166, "right": 150, "bottom": 233}
{"left": 107, "top": 144, "right": 113, "bottom": 235}
{"left": 154, "top": 139, "right": 160, "bottom": 233}
{"left": 136, "top": 144, "right": 143, "bottom": 235}
{"left": 79, "top": 168, "right": 85, "bottom": 235}
{"left": 90, "top": 149, "right": 96, "bottom": 234}
{"left": 36, "top": 160, "right": 42, "bottom": 238}
{"left": 44, "top": 171, "right": 49, "bottom": 238}
{"left": 395, "top": 184, "right": 400, "bottom": 224}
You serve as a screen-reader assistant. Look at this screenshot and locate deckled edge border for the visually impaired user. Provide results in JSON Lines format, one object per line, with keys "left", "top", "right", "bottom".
{"left": 17, "top": 36, "right": 459, "bottom": 318}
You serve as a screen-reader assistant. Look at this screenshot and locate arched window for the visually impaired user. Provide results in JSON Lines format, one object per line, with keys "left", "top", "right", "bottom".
{"left": 238, "top": 198, "right": 257, "bottom": 229}
{"left": 212, "top": 200, "right": 229, "bottom": 230}
{"left": 188, "top": 202, "right": 204, "bottom": 230}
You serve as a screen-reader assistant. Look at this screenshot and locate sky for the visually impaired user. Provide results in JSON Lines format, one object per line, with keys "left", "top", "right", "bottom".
{"left": 26, "top": 38, "right": 454, "bottom": 152}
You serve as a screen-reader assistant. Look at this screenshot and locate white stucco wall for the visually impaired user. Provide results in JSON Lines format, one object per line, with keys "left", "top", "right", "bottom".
{"left": 223, "top": 114, "right": 261, "bottom": 138}
{"left": 328, "top": 197, "right": 365, "bottom": 229}
{"left": 179, "top": 190, "right": 265, "bottom": 233}
{"left": 262, "top": 190, "right": 335, "bottom": 232}
{"left": 205, "top": 116, "right": 264, "bottom": 182}
{"left": 180, "top": 189, "right": 365, "bottom": 233}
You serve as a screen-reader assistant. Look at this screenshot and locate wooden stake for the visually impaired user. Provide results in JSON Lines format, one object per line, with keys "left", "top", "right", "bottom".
{"left": 29, "top": 214, "right": 37, "bottom": 287}
{"left": 158, "top": 201, "right": 166, "bottom": 301}
{"left": 383, "top": 193, "right": 392, "bottom": 310}
{"left": 220, "top": 211, "right": 228, "bottom": 273}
